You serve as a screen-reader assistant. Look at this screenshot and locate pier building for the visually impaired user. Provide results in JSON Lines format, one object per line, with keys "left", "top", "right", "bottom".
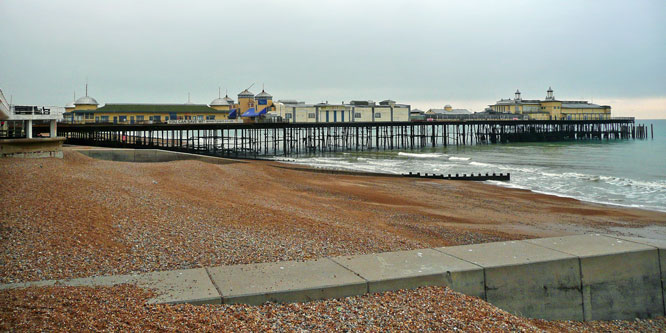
{"left": 275, "top": 99, "right": 410, "bottom": 123}
{"left": 426, "top": 105, "right": 472, "bottom": 119}
{"left": 236, "top": 88, "right": 275, "bottom": 122}
{"left": 489, "top": 88, "right": 611, "bottom": 120}
{"left": 63, "top": 85, "right": 236, "bottom": 124}
{"left": 209, "top": 88, "right": 233, "bottom": 112}
{"left": 1, "top": 88, "right": 65, "bottom": 158}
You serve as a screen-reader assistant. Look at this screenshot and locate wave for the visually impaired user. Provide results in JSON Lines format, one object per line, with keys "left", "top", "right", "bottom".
{"left": 488, "top": 179, "right": 666, "bottom": 212}
{"left": 397, "top": 152, "right": 447, "bottom": 159}
{"left": 534, "top": 171, "right": 666, "bottom": 190}
{"left": 278, "top": 150, "right": 666, "bottom": 213}
{"left": 469, "top": 161, "right": 495, "bottom": 168}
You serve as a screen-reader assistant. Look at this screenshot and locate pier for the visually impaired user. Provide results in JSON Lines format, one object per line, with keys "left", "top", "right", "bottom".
{"left": 55, "top": 118, "right": 646, "bottom": 158}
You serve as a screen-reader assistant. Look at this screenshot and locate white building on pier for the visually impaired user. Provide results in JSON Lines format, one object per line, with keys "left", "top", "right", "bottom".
{"left": 274, "top": 99, "right": 410, "bottom": 123}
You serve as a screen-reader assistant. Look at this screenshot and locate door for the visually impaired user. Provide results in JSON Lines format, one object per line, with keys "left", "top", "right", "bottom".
{"left": 113, "top": 116, "right": 117, "bottom": 124}
{"left": 326, "top": 111, "right": 329, "bottom": 122}
{"left": 333, "top": 111, "right": 337, "bottom": 122}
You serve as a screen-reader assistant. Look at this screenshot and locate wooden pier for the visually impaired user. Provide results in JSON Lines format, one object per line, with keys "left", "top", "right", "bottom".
{"left": 55, "top": 118, "right": 647, "bottom": 159}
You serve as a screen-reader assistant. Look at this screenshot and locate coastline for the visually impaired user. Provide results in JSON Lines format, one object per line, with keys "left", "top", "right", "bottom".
{"left": 488, "top": 179, "right": 666, "bottom": 214}
{"left": 277, "top": 159, "right": 666, "bottom": 214}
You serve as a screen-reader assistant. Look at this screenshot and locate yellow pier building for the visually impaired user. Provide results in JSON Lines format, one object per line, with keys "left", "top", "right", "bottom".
{"left": 489, "top": 88, "right": 611, "bottom": 120}
{"left": 63, "top": 86, "right": 234, "bottom": 124}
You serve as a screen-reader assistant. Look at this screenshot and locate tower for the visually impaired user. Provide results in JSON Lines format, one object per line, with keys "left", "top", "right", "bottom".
{"left": 515, "top": 89, "right": 521, "bottom": 100}
{"left": 73, "top": 83, "right": 99, "bottom": 110}
{"left": 210, "top": 87, "right": 231, "bottom": 111}
{"left": 237, "top": 86, "right": 256, "bottom": 116}
{"left": 255, "top": 85, "right": 273, "bottom": 113}
{"left": 546, "top": 87, "right": 554, "bottom": 100}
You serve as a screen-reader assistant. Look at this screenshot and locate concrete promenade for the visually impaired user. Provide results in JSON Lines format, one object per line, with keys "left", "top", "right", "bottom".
{"left": 2, "top": 234, "right": 665, "bottom": 321}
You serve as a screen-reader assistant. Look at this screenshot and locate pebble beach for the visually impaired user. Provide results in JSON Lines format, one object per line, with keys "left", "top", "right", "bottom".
{"left": 2, "top": 148, "right": 666, "bottom": 331}
{"left": 2, "top": 285, "right": 665, "bottom": 332}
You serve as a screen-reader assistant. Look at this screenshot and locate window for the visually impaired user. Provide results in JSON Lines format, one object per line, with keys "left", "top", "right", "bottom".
{"left": 307, "top": 113, "right": 316, "bottom": 119}
{"left": 285, "top": 113, "right": 292, "bottom": 119}
{"left": 85, "top": 113, "right": 93, "bottom": 120}
{"left": 95, "top": 116, "right": 99, "bottom": 123}
{"left": 354, "top": 113, "right": 362, "bottom": 118}
{"left": 206, "top": 115, "right": 215, "bottom": 120}
{"left": 100, "top": 116, "right": 109, "bottom": 122}
{"left": 198, "top": 115, "right": 204, "bottom": 120}
{"left": 375, "top": 113, "right": 382, "bottom": 118}
{"left": 119, "top": 116, "right": 127, "bottom": 122}
{"left": 136, "top": 115, "right": 144, "bottom": 122}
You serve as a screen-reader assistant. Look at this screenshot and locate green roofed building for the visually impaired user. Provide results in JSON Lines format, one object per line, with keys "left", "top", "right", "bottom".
{"left": 64, "top": 91, "right": 235, "bottom": 124}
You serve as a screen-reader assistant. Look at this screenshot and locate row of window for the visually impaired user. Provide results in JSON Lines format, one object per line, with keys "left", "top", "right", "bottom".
{"left": 496, "top": 105, "right": 564, "bottom": 112}
{"left": 285, "top": 112, "right": 385, "bottom": 120}
{"left": 74, "top": 114, "right": 217, "bottom": 123}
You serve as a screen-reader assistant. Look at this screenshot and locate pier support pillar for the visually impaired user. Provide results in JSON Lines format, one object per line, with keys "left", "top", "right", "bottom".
{"left": 25, "top": 119, "right": 32, "bottom": 139}
{"left": 49, "top": 119, "right": 57, "bottom": 138}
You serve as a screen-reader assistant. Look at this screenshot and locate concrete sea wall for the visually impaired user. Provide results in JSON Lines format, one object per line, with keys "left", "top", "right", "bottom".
{"left": 1, "top": 138, "right": 65, "bottom": 158}
{"left": 74, "top": 148, "right": 242, "bottom": 165}
{"left": 2, "top": 234, "right": 664, "bottom": 321}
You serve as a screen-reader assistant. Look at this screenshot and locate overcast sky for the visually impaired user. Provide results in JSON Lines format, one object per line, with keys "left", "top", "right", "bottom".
{"left": 1, "top": 0, "right": 664, "bottom": 117}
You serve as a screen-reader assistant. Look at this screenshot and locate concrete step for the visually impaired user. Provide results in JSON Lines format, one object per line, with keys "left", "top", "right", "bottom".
{"left": 437, "top": 240, "right": 582, "bottom": 321}
{"left": 526, "top": 234, "right": 663, "bottom": 321}
{"left": 2, "top": 234, "right": 665, "bottom": 321}
{"left": 207, "top": 258, "right": 367, "bottom": 305}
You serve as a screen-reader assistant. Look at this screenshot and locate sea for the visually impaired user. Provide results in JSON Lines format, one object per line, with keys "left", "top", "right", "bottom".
{"left": 277, "top": 119, "right": 666, "bottom": 213}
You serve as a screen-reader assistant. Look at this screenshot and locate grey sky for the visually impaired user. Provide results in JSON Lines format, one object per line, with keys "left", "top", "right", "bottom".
{"left": 1, "top": 0, "right": 664, "bottom": 116}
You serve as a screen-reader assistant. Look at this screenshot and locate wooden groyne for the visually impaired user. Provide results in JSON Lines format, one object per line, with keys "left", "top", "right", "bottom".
{"left": 54, "top": 118, "right": 644, "bottom": 158}
{"left": 403, "top": 172, "right": 510, "bottom": 181}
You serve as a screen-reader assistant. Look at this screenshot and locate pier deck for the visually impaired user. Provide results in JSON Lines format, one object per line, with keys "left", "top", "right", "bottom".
{"left": 53, "top": 118, "right": 645, "bottom": 158}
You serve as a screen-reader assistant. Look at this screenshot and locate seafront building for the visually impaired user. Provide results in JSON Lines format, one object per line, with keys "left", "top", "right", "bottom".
{"left": 61, "top": 85, "right": 611, "bottom": 123}
{"left": 1, "top": 88, "right": 63, "bottom": 138}
{"left": 274, "top": 99, "right": 410, "bottom": 123}
{"left": 425, "top": 105, "right": 472, "bottom": 119}
{"left": 0, "top": 88, "right": 66, "bottom": 158}
{"left": 63, "top": 85, "right": 276, "bottom": 124}
{"left": 489, "top": 88, "right": 611, "bottom": 120}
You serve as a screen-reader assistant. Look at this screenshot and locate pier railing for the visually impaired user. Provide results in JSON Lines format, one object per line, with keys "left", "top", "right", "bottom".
{"left": 55, "top": 119, "right": 646, "bottom": 159}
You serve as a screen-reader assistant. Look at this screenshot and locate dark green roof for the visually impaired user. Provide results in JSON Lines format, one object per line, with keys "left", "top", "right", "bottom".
{"left": 93, "top": 103, "right": 228, "bottom": 113}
